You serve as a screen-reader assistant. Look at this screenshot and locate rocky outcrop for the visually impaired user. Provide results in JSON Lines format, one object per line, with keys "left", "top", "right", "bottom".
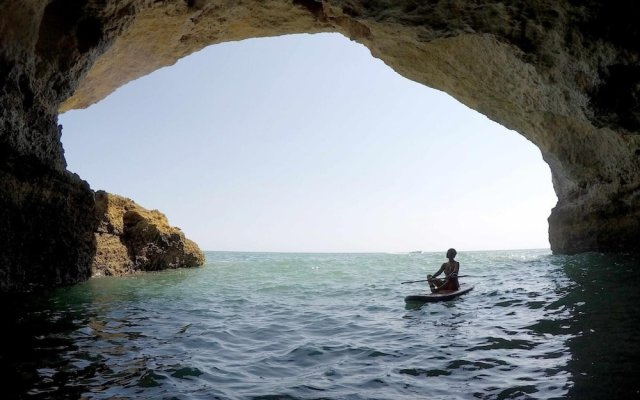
{"left": 92, "top": 190, "right": 204, "bottom": 276}
{"left": 1, "top": 1, "right": 640, "bottom": 290}
{"left": 0, "top": 143, "right": 95, "bottom": 292}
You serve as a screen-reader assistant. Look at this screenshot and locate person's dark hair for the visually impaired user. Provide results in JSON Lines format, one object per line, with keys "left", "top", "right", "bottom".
{"left": 446, "top": 248, "right": 457, "bottom": 259}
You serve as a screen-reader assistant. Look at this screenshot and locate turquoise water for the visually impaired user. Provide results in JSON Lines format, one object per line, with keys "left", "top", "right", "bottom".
{"left": 2, "top": 250, "right": 639, "bottom": 399}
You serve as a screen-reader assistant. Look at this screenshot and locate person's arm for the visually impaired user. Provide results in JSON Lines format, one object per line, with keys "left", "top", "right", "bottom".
{"left": 432, "top": 263, "right": 446, "bottom": 278}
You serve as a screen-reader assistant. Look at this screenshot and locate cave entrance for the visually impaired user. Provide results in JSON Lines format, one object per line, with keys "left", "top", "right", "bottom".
{"left": 59, "top": 33, "right": 556, "bottom": 253}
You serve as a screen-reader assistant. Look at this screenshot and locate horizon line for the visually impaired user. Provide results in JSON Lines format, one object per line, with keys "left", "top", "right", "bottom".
{"left": 201, "top": 247, "right": 552, "bottom": 254}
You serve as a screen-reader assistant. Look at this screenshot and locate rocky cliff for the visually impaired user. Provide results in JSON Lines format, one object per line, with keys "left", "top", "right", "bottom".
{"left": 0, "top": 143, "right": 95, "bottom": 292}
{"left": 92, "top": 191, "right": 205, "bottom": 276}
{"left": 1, "top": 1, "right": 639, "bottom": 291}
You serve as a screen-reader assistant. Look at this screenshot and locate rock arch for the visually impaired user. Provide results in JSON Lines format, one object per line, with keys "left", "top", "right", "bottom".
{"left": 1, "top": 1, "right": 639, "bottom": 291}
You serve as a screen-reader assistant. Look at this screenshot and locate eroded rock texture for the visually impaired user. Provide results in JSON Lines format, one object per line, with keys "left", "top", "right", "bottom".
{"left": 93, "top": 191, "right": 204, "bottom": 276}
{"left": 1, "top": 1, "right": 639, "bottom": 290}
{"left": 0, "top": 143, "right": 95, "bottom": 291}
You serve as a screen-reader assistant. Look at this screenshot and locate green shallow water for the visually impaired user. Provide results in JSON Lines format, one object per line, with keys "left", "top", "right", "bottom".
{"left": 1, "top": 250, "right": 639, "bottom": 399}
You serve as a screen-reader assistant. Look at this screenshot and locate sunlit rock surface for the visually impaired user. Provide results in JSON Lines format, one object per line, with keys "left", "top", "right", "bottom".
{"left": 93, "top": 190, "right": 205, "bottom": 276}
{"left": 1, "top": 0, "right": 639, "bottom": 290}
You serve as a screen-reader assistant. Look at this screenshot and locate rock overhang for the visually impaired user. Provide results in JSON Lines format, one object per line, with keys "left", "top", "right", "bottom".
{"left": 1, "top": 0, "right": 639, "bottom": 290}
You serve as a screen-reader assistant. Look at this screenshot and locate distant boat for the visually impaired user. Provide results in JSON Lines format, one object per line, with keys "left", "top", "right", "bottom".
{"left": 409, "top": 251, "right": 422, "bottom": 254}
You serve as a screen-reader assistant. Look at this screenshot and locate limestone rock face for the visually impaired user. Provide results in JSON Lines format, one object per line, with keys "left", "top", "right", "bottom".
{"left": 1, "top": 1, "right": 640, "bottom": 290}
{"left": 0, "top": 144, "right": 95, "bottom": 292}
{"left": 92, "top": 190, "right": 205, "bottom": 276}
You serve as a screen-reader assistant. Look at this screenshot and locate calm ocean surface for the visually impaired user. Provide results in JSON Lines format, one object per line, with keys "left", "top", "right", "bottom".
{"left": 2, "top": 250, "right": 639, "bottom": 399}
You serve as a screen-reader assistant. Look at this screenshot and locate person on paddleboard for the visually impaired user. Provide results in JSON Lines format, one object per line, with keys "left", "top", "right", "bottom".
{"left": 427, "top": 248, "right": 460, "bottom": 293}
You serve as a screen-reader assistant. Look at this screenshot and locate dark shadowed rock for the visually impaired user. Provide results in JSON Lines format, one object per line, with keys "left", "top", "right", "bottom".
{"left": 0, "top": 143, "right": 95, "bottom": 292}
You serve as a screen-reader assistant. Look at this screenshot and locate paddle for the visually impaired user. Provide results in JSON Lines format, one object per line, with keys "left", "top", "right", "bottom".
{"left": 400, "top": 275, "right": 474, "bottom": 284}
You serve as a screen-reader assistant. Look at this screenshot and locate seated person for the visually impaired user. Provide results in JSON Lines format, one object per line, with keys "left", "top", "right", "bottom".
{"left": 428, "top": 248, "right": 460, "bottom": 293}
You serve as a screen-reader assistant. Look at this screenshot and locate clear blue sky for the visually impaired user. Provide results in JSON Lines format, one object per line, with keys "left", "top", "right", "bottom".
{"left": 60, "top": 33, "right": 557, "bottom": 253}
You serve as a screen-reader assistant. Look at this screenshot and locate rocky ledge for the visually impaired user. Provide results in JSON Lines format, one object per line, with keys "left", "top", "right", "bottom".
{"left": 92, "top": 191, "right": 204, "bottom": 277}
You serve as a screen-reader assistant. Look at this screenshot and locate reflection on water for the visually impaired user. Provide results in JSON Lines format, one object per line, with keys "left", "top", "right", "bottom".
{"left": 0, "top": 251, "right": 639, "bottom": 399}
{"left": 0, "top": 293, "right": 84, "bottom": 399}
{"left": 559, "top": 253, "right": 640, "bottom": 399}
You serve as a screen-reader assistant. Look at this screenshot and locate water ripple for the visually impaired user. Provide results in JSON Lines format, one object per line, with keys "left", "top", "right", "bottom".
{"left": 4, "top": 250, "right": 640, "bottom": 398}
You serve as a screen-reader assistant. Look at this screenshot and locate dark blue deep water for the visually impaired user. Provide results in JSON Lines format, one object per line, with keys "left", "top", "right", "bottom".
{"left": 1, "top": 250, "right": 639, "bottom": 399}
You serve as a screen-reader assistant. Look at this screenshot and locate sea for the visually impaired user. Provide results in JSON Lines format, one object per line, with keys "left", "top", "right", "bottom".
{"left": 1, "top": 250, "right": 639, "bottom": 399}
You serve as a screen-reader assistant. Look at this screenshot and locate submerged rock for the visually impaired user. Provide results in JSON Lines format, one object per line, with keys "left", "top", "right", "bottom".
{"left": 92, "top": 191, "right": 204, "bottom": 276}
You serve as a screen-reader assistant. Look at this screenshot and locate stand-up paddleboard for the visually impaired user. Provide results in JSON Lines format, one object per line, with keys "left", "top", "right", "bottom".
{"left": 405, "top": 284, "right": 474, "bottom": 303}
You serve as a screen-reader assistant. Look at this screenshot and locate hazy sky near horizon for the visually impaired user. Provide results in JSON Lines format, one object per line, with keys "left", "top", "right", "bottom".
{"left": 60, "top": 33, "right": 557, "bottom": 253}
